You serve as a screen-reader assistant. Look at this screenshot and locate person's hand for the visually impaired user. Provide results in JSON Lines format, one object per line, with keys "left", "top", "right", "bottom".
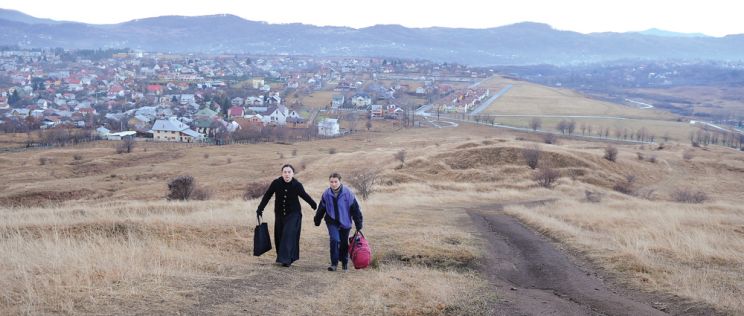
{"left": 314, "top": 215, "right": 322, "bottom": 226}
{"left": 256, "top": 209, "right": 263, "bottom": 217}
{"left": 310, "top": 202, "right": 318, "bottom": 210}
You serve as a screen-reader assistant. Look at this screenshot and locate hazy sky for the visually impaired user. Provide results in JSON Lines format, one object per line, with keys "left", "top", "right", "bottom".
{"left": 2, "top": 0, "right": 740, "bottom": 37}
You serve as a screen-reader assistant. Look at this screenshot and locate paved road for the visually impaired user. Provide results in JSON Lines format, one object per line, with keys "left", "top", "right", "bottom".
{"left": 470, "top": 84, "right": 513, "bottom": 115}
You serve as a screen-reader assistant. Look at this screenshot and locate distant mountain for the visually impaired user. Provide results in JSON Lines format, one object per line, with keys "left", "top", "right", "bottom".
{"left": 635, "top": 28, "right": 710, "bottom": 38}
{"left": 1, "top": 10, "right": 743, "bottom": 66}
{"left": 0, "top": 9, "right": 66, "bottom": 25}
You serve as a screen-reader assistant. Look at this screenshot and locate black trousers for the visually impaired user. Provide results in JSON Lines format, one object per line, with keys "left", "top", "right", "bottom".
{"left": 274, "top": 211, "right": 302, "bottom": 264}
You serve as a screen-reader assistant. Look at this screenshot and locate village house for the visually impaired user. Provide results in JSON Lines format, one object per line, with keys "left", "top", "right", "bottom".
{"left": 370, "top": 104, "right": 384, "bottom": 118}
{"left": 263, "top": 105, "right": 301, "bottom": 126}
{"left": 317, "top": 118, "right": 340, "bottom": 136}
{"left": 231, "top": 97, "right": 244, "bottom": 106}
{"left": 352, "top": 94, "right": 372, "bottom": 108}
{"left": 228, "top": 106, "right": 245, "bottom": 119}
{"left": 151, "top": 117, "right": 204, "bottom": 142}
{"left": 331, "top": 94, "right": 345, "bottom": 109}
{"left": 234, "top": 114, "right": 264, "bottom": 131}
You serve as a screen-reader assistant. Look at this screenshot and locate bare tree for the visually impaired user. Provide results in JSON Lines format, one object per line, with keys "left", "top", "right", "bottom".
{"left": 529, "top": 117, "right": 542, "bottom": 131}
{"left": 567, "top": 120, "right": 576, "bottom": 135}
{"left": 347, "top": 112, "right": 359, "bottom": 133}
{"left": 534, "top": 167, "right": 560, "bottom": 188}
{"left": 604, "top": 145, "right": 618, "bottom": 162}
{"left": 116, "top": 138, "right": 135, "bottom": 154}
{"left": 394, "top": 149, "right": 407, "bottom": 164}
{"left": 522, "top": 145, "right": 541, "bottom": 169}
{"left": 556, "top": 120, "right": 568, "bottom": 134}
{"left": 346, "top": 169, "right": 380, "bottom": 200}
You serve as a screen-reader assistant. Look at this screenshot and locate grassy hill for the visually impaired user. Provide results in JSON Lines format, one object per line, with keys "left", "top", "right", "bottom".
{"left": 1, "top": 122, "right": 743, "bottom": 314}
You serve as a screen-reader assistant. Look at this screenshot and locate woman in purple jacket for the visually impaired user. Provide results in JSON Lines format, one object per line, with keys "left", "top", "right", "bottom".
{"left": 313, "top": 172, "right": 363, "bottom": 272}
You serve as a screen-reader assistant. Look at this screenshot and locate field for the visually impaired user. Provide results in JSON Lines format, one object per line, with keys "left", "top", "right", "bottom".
{"left": 629, "top": 86, "right": 744, "bottom": 116}
{"left": 287, "top": 90, "right": 335, "bottom": 110}
{"left": 487, "top": 116, "right": 697, "bottom": 142}
{"left": 1, "top": 122, "right": 744, "bottom": 314}
{"left": 479, "top": 77, "right": 676, "bottom": 119}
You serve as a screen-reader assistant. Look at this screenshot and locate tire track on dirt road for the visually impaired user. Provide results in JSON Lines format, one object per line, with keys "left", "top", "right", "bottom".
{"left": 469, "top": 202, "right": 667, "bottom": 316}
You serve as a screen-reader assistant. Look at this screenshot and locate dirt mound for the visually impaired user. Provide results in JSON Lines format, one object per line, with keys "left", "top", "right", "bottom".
{"left": 435, "top": 147, "right": 591, "bottom": 170}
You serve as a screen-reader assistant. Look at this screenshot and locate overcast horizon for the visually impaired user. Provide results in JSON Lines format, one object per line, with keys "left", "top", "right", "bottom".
{"left": 1, "top": 0, "right": 742, "bottom": 37}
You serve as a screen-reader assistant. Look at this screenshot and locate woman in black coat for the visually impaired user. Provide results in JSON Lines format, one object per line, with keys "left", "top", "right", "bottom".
{"left": 256, "top": 164, "right": 317, "bottom": 267}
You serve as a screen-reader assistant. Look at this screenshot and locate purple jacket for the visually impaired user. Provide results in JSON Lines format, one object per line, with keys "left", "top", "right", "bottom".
{"left": 314, "top": 185, "right": 362, "bottom": 230}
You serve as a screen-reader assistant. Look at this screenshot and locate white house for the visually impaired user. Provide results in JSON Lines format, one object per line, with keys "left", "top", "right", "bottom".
{"left": 151, "top": 117, "right": 204, "bottom": 142}
{"left": 106, "top": 131, "right": 136, "bottom": 140}
{"left": 317, "top": 118, "right": 340, "bottom": 136}
{"left": 246, "top": 96, "right": 264, "bottom": 106}
{"left": 231, "top": 97, "right": 244, "bottom": 106}
{"left": 351, "top": 95, "right": 372, "bottom": 108}
{"left": 264, "top": 105, "right": 301, "bottom": 126}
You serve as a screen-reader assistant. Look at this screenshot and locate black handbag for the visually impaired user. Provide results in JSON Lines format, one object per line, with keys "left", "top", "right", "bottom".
{"left": 253, "top": 215, "right": 272, "bottom": 256}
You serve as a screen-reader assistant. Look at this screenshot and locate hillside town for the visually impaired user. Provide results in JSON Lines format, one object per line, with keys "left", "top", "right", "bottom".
{"left": 0, "top": 48, "right": 491, "bottom": 144}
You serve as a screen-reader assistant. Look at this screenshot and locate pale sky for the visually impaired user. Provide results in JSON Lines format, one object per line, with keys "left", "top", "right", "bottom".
{"left": 2, "top": 0, "right": 740, "bottom": 37}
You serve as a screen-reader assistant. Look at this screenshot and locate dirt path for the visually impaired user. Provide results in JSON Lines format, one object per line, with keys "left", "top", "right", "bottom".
{"left": 469, "top": 204, "right": 668, "bottom": 316}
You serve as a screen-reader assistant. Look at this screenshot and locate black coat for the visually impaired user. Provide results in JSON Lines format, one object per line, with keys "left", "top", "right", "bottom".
{"left": 255, "top": 177, "right": 317, "bottom": 265}
{"left": 256, "top": 177, "right": 317, "bottom": 217}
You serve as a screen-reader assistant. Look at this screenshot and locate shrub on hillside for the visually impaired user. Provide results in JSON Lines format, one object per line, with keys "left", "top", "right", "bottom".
{"left": 167, "top": 175, "right": 195, "bottom": 201}
{"left": 191, "top": 186, "right": 212, "bottom": 201}
{"left": 682, "top": 150, "right": 694, "bottom": 161}
{"left": 543, "top": 133, "right": 557, "bottom": 144}
{"left": 671, "top": 189, "right": 708, "bottom": 204}
{"left": 533, "top": 167, "right": 560, "bottom": 188}
{"left": 604, "top": 145, "right": 618, "bottom": 162}
{"left": 585, "top": 190, "right": 603, "bottom": 203}
{"left": 613, "top": 175, "right": 636, "bottom": 195}
{"left": 522, "top": 145, "right": 540, "bottom": 170}
{"left": 394, "top": 149, "right": 407, "bottom": 164}
{"left": 115, "top": 139, "right": 135, "bottom": 154}
{"left": 243, "top": 181, "right": 269, "bottom": 200}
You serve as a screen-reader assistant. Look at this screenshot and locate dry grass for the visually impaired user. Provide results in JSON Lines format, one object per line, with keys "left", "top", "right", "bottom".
{"left": 490, "top": 116, "right": 699, "bottom": 142}
{"left": 1, "top": 122, "right": 743, "bottom": 314}
{"left": 503, "top": 197, "right": 744, "bottom": 313}
{"left": 631, "top": 85, "right": 744, "bottom": 115}
{"left": 479, "top": 77, "right": 675, "bottom": 119}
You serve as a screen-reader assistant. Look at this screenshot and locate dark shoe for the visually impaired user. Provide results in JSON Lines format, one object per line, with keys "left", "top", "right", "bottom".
{"left": 281, "top": 263, "right": 291, "bottom": 267}
{"left": 327, "top": 265, "right": 337, "bottom": 271}
{"left": 342, "top": 262, "right": 348, "bottom": 272}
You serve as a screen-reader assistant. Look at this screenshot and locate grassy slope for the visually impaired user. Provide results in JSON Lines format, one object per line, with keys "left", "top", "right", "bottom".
{"left": 1, "top": 96, "right": 743, "bottom": 314}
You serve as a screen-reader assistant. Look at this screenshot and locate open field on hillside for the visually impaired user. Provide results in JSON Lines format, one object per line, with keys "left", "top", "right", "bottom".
{"left": 479, "top": 77, "right": 677, "bottom": 119}
{"left": 1, "top": 124, "right": 744, "bottom": 314}
{"left": 630, "top": 86, "right": 744, "bottom": 116}
{"left": 0, "top": 132, "right": 34, "bottom": 148}
{"left": 486, "top": 116, "right": 698, "bottom": 142}
{"left": 282, "top": 90, "right": 334, "bottom": 110}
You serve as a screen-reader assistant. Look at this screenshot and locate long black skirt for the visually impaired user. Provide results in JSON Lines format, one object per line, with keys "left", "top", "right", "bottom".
{"left": 274, "top": 211, "right": 302, "bottom": 265}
